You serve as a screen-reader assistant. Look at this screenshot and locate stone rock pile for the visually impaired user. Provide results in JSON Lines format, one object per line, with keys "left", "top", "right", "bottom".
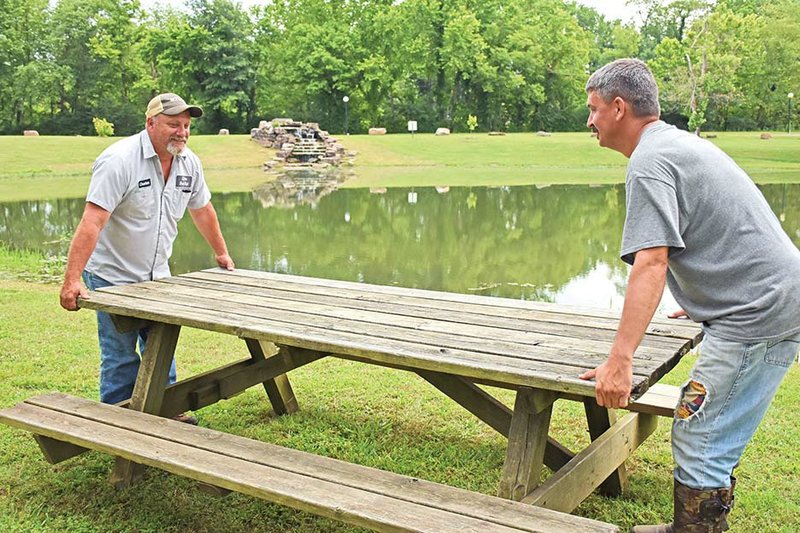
{"left": 251, "top": 118, "right": 355, "bottom": 169}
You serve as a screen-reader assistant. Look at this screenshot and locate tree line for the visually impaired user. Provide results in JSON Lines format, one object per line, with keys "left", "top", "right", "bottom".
{"left": 1, "top": 0, "right": 797, "bottom": 136}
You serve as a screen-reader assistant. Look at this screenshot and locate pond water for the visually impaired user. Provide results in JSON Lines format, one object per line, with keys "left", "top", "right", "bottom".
{"left": 2, "top": 183, "right": 799, "bottom": 312}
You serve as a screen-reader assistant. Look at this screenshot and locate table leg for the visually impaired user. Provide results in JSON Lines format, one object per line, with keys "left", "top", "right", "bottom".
{"left": 497, "top": 388, "right": 557, "bottom": 501}
{"left": 584, "top": 398, "right": 628, "bottom": 495}
{"left": 245, "top": 339, "right": 299, "bottom": 415}
{"left": 110, "top": 322, "right": 181, "bottom": 489}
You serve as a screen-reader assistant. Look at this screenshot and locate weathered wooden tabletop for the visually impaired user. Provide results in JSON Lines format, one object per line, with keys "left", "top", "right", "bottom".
{"left": 80, "top": 268, "right": 702, "bottom": 399}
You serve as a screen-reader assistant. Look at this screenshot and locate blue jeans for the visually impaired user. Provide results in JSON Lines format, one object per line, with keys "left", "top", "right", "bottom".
{"left": 83, "top": 271, "right": 177, "bottom": 404}
{"left": 672, "top": 331, "right": 800, "bottom": 489}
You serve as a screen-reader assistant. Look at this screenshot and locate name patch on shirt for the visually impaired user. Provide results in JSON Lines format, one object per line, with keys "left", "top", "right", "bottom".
{"left": 138, "top": 178, "right": 151, "bottom": 188}
{"left": 176, "top": 175, "right": 193, "bottom": 189}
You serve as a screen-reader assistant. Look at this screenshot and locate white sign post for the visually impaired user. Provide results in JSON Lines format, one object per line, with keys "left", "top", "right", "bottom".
{"left": 407, "top": 120, "right": 417, "bottom": 138}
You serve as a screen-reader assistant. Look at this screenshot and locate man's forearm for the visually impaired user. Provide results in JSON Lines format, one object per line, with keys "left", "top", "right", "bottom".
{"left": 581, "top": 247, "right": 669, "bottom": 407}
{"left": 612, "top": 248, "right": 668, "bottom": 361}
{"left": 191, "top": 204, "right": 228, "bottom": 255}
{"left": 190, "top": 204, "right": 234, "bottom": 271}
{"left": 61, "top": 203, "right": 110, "bottom": 311}
{"left": 64, "top": 214, "right": 104, "bottom": 282}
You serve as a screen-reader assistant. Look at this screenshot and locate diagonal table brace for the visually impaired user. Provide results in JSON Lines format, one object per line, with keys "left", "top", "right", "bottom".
{"left": 522, "top": 411, "right": 658, "bottom": 513}
{"left": 245, "top": 340, "right": 304, "bottom": 416}
{"left": 416, "top": 370, "right": 574, "bottom": 471}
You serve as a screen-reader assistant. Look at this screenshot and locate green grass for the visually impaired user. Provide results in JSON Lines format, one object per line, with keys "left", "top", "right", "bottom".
{"left": 1, "top": 131, "right": 799, "bottom": 202}
{"left": 0, "top": 244, "right": 64, "bottom": 283}
{"left": 340, "top": 131, "right": 800, "bottom": 188}
{"left": 0, "top": 135, "right": 272, "bottom": 202}
{"left": 2, "top": 132, "right": 800, "bottom": 530}
{"left": 1, "top": 249, "right": 799, "bottom": 532}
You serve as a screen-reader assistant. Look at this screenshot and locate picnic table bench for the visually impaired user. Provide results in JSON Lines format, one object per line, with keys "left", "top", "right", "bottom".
{"left": 0, "top": 269, "right": 701, "bottom": 531}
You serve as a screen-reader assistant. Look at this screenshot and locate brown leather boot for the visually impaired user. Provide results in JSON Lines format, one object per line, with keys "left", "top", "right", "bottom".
{"left": 631, "top": 479, "right": 733, "bottom": 533}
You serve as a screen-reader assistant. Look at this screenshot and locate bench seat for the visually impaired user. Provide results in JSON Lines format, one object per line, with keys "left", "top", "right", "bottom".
{"left": 0, "top": 393, "right": 619, "bottom": 533}
{"left": 628, "top": 383, "right": 680, "bottom": 417}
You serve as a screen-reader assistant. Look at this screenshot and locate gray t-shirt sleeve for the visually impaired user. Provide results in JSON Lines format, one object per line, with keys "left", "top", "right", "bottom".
{"left": 86, "top": 153, "right": 129, "bottom": 212}
{"left": 620, "top": 175, "right": 685, "bottom": 265}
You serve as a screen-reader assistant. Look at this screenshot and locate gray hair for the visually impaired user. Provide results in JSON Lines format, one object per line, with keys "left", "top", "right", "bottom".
{"left": 586, "top": 58, "right": 661, "bottom": 118}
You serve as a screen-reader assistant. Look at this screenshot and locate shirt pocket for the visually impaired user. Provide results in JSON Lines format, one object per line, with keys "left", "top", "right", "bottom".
{"left": 171, "top": 188, "right": 192, "bottom": 220}
{"left": 127, "top": 185, "right": 157, "bottom": 217}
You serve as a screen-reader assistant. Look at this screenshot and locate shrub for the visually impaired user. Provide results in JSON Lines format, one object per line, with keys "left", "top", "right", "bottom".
{"left": 92, "top": 117, "right": 115, "bottom": 137}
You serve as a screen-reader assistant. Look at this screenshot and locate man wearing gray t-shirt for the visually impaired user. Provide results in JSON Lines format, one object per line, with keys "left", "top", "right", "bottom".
{"left": 580, "top": 59, "right": 800, "bottom": 532}
{"left": 59, "top": 93, "right": 235, "bottom": 423}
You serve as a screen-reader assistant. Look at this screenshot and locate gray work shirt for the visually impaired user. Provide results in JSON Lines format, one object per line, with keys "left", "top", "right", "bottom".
{"left": 85, "top": 129, "right": 211, "bottom": 285}
{"left": 622, "top": 121, "right": 800, "bottom": 342}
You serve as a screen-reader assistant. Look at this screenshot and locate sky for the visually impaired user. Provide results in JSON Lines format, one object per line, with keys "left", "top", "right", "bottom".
{"left": 574, "top": 0, "right": 639, "bottom": 24}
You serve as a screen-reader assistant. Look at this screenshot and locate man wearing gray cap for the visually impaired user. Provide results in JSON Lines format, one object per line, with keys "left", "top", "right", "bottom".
{"left": 60, "top": 93, "right": 235, "bottom": 423}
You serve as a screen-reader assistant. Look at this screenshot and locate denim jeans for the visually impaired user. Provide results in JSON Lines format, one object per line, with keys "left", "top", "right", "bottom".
{"left": 83, "top": 271, "right": 177, "bottom": 404}
{"left": 672, "top": 331, "right": 800, "bottom": 490}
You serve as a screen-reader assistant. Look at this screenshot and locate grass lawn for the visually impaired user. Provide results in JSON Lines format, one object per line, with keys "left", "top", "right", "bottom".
{"left": 1, "top": 248, "right": 800, "bottom": 532}
{"left": 341, "top": 130, "right": 800, "bottom": 188}
{"left": 0, "top": 134, "right": 272, "bottom": 202}
{"left": 1, "top": 131, "right": 800, "bottom": 531}
{"left": 1, "top": 130, "right": 799, "bottom": 202}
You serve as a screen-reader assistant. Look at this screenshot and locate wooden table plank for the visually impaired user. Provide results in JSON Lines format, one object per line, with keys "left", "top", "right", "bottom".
{"left": 184, "top": 269, "right": 701, "bottom": 340}
{"left": 79, "top": 270, "right": 700, "bottom": 397}
{"left": 82, "top": 286, "right": 665, "bottom": 393}
{"left": 122, "top": 280, "right": 678, "bottom": 376}
{"left": 81, "top": 290, "right": 601, "bottom": 396}
{"left": 4, "top": 403, "right": 531, "bottom": 533}
{"left": 164, "top": 275, "right": 693, "bottom": 353}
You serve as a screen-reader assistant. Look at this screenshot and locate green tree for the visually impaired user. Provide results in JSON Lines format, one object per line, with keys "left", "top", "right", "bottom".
{"left": 0, "top": 0, "right": 51, "bottom": 132}
{"left": 440, "top": 3, "right": 494, "bottom": 130}
{"left": 145, "top": 0, "right": 257, "bottom": 133}
{"left": 39, "top": 0, "right": 150, "bottom": 134}
{"left": 571, "top": 3, "right": 640, "bottom": 71}
{"left": 254, "top": 0, "right": 358, "bottom": 131}
{"left": 633, "top": 0, "right": 711, "bottom": 59}
{"left": 47, "top": 0, "right": 150, "bottom": 134}
{"left": 651, "top": 6, "right": 761, "bottom": 133}
{"left": 729, "top": 0, "right": 800, "bottom": 129}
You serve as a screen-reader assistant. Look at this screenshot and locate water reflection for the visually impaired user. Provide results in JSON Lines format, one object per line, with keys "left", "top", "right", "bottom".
{"left": 2, "top": 184, "right": 799, "bottom": 311}
{"left": 252, "top": 167, "right": 350, "bottom": 209}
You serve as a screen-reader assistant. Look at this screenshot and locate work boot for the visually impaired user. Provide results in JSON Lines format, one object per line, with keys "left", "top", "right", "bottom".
{"left": 631, "top": 479, "right": 733, "bottom": 533}
{"left": 172, "top": 412, "right": 199, "bottom": 425}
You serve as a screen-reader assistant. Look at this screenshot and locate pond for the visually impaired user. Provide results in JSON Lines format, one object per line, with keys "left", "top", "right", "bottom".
{"left": 2, "top": 183, "right": 799, "bottom": 312}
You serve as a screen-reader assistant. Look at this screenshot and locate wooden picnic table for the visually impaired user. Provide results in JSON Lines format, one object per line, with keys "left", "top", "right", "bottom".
{"left": 82, "top": 269, "right": 699, "bottom": 504}
{"left": 0, "top": 268, "right": 702, "bottom": 532}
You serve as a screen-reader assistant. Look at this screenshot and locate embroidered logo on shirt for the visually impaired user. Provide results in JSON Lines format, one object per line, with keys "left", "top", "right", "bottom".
{"left": 138, "top": 178, "right": 151, "bottom": 188}
{"left": 176, "top": 175, "right": 193, "bottom": 189}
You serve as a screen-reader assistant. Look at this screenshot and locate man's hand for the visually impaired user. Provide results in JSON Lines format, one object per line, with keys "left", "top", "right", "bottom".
{"left": 216, "top": 253, "right": 235, "bottom": 271}
{"left": 668, "top": 308, "right": 687, "bottom": 319}
{"left": 60, "top": 202, "right": 109, "bottom": 312}
{"left": 60, "top": 279, "right": 88, "bottom": 311}
{"left": 580, "top": 356, "right": 633, "bottom": 408}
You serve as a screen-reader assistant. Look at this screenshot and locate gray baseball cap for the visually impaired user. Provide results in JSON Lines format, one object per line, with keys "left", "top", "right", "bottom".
{"left": 146, "top": 93, "right": 203, "bottom": 118}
